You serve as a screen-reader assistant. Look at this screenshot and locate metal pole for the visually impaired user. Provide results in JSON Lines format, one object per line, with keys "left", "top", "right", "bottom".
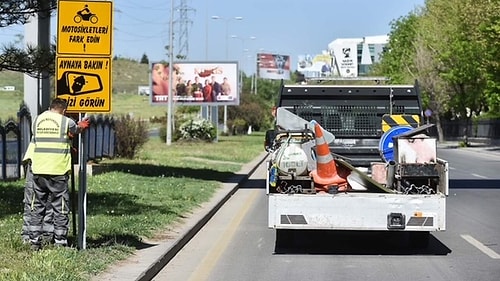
{"left": 223, "top": 20, "right": 229, "bottom": 134}
{"left": 77, "top": 114, "right": 88, "bottom": 250}
{"left": 205, "top": 0, "right": 208, "bottom": 60}
{"left": 71, "top": 151, "right": 76, "bottom": 237}
{"left": 212, "top": 16, "right": 242, "bottom": 135}
{"left": 166, "top": 0, "right": 174, "bottom": 145}
{"left": 231, "top": 36, "right": 253, "bottom": 101}
{"left": 225, "top": 20, "right": 229, "bottom": 60}
{"left": 202, "top": 0, "right": 208, "bottom": 119}
{"left": 255, "top": 55, "right": 258, "bottom": 95}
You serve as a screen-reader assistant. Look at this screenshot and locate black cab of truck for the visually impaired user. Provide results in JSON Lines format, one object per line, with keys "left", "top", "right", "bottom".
{"left": 269, "top": 80, "right": 424, "bottom": 167}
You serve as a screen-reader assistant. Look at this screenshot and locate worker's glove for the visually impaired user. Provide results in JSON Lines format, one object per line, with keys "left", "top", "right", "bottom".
{"left": 78, "top": 118, "right": 90, "bottom": 130}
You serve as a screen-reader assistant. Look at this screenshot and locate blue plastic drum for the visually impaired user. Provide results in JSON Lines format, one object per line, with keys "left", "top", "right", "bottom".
{"left": 379, "top": 125, "right": 413, "bottom": 162}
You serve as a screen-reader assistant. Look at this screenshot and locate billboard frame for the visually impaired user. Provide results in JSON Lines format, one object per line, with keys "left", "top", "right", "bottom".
{"left": 150, "top": 61, "right": 240, "bottom": 106}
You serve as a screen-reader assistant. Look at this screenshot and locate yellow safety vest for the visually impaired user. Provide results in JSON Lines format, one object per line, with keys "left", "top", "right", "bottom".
{"left": 31, "top": 111, "right": 71, "bottom": 175}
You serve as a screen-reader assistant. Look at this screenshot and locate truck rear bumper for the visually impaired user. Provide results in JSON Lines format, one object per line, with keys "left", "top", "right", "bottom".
{"left": 268, "top": 193, "right": 446, "bottom": 232}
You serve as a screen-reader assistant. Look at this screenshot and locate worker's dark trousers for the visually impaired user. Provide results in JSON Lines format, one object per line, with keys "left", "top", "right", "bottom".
{"left": 22, "top": 164, "right": 54, "bottom": 242}
{"left": 29, "top": 173, "right": 70, "bottom": 246}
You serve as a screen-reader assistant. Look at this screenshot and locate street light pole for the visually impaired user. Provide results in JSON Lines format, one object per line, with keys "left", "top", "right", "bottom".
{"left": 211, "top": 16, "right": 243, "bottom": 134}
{"left": 166, "top": 0, "right": 174, "bottom": 145}
{"left": 230, "top": 35, "right": 256, "bottom": 95}
{"left": 254, "top": 48, "right": 265, "bottom": 95}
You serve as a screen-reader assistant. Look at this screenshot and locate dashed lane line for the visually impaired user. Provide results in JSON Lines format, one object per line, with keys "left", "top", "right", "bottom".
{"left": 461, "top": 234, "right": 500, "bottom": 259}
{"left": 471, "top": 173, "right": 488, "bottom": 179}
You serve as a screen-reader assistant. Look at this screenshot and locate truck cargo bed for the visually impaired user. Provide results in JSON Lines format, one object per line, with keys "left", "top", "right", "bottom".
{"left": 268, "top": 192, "right": 446, "bottom": 232}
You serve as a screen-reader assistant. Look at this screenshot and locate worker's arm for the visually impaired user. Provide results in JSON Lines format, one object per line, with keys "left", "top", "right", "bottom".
{"left": 68, "top": 117, "right": 90, "bottom": 135}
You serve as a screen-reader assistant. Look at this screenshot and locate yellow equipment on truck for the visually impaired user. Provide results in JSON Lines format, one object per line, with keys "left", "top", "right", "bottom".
{"left": 264, "top": 82, "right": 448, "bottom": 250}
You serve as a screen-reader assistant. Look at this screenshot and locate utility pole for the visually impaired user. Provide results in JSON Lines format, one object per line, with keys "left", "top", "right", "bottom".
{"left": 167, "top": 0, "right": 175, "bottom": 145}
{"left": 211, "top": 16, "right": 243, "bottom": 134}
{"left": 24, "top": 0, "right": 51, "bottom": 117}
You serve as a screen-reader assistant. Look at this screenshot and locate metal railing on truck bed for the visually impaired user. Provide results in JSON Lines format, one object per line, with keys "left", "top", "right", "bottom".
{"left": 277, "top": 84, "right": 424, "bottom": 166}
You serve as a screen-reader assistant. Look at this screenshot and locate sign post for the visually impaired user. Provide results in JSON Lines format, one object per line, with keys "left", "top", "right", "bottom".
{"left": 56, "top": 0, "right": 113, "bottom": 250}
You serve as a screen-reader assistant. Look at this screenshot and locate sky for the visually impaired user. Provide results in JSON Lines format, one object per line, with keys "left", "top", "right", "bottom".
{"left": 0, "top": 0, "right": 425, "bottom": 75}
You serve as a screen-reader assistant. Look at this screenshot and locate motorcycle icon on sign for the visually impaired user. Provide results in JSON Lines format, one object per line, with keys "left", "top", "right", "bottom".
{"left": 73, "top": 4, "right": 98, "bottom": 24}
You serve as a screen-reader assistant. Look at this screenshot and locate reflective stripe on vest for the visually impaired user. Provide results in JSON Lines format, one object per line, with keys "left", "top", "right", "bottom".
{"left": 31, "top": 111, "right": 71, "bottom": 175}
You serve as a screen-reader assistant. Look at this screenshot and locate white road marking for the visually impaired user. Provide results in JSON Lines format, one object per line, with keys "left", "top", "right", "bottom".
{"left": 449, "top": 166, "right": 456, "bottom": 170}
{"left": 471, "top": 173, "right": 488, "bottom": 179}
{"left": 461, "top": 234, "right": 500, "bottom": 259}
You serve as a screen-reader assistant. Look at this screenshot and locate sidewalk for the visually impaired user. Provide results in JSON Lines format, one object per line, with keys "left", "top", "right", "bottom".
{"left": 93, "top": 151, "right": 269, "bottom": 281}
{"left": 437, "top": 140, "right": 500, "bottom": 156}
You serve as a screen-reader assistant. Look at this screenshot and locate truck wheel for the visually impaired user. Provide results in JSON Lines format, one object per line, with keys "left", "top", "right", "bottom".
{"left": 275, "top": 229, "right": 294, "bottom": 253}
{"left": 409, "top": 231, "right": 430, "bottom": 248}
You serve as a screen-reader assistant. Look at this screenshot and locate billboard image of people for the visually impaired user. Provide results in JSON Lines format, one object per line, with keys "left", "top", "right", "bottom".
{"left": 150, "top": 61, "right": 239, "bottom": 106}
{"left": 257, "top": 53, "right": 291, "bottom": 80}
{"left": 297, "top": 53, "right": 335, "bottom": 78}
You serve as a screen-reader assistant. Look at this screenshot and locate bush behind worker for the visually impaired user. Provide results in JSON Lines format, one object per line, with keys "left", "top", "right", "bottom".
{"left": 28, "top": 98, "right": 90, "bottom": 250}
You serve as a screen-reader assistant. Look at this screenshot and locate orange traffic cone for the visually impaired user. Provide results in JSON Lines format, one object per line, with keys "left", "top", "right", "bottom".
{"left": 310, "top": 122, "right": 348, "bottom": 193}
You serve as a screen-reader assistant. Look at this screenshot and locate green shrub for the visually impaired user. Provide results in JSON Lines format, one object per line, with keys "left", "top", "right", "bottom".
{"left": 231, "top": 118, "right": 247, "bottom": 135}
{"left": 179, "top": 118, "right": 216, "bottom": 142}
{"left": 149, "top": 115, "right": 166, "bottom": 124}
{"left": 158, "top": 124, "right": 183, "bottom": 142}
{"left": 114, "top": 114, "right": 149, "bottom": 158}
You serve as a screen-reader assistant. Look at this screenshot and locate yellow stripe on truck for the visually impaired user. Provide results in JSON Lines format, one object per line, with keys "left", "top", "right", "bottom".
{"left": 382, "top": 114, "right": 421, "bottom": 132}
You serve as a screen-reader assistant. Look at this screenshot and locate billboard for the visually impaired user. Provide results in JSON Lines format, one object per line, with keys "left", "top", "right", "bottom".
{"left": 150, "top": 62, "right": 239, "bottom": 106}
{"left": 257, "top": 53, "right": 291, "bottom": 80}
{"left": 297, "top": 53, "right": 335, "bottom": 78}
{"left": 331, "top": 42, "right": 358, "bottom": 77}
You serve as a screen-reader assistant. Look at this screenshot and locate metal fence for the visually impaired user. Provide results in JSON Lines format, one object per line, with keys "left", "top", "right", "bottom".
{"left": 441, "top": 119, "right": 500, "bottom": 139}
{"left": 1, "top": 105, "right": 116, "bottom": 181}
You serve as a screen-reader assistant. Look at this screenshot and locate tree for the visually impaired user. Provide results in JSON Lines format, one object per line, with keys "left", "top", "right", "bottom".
{"left": 0, "top": 0, "right": 57, "bottom": 77}
{"left": 475, "top": 0, "right": 500, "bottom": 115}
{"left": 228, "top": 92, "right": 271, "bottom": 132}
{"left": 0, "top": 0, "right": 56, "bottom": 27}
{"left": 375, "top": 0, "right": 499, "bottom": 144}
{"left": 372, "top": 12, "right": 420, "bottom": 84}
{"left": 413, "top": 33, "right": 449, "bottom": 141}
{"left": 371, "top": 10, "right": 451, "bottom": 141}
{"left": 140, "top": 53, "right": 149, "bottom": 64}
{"left": 421, "top": 0, "right": 489, "bottom": 145}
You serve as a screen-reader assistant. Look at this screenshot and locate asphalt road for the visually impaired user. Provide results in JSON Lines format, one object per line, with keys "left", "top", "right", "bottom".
{"left": 153, "top": 147, "right": 500, "bottom": 281}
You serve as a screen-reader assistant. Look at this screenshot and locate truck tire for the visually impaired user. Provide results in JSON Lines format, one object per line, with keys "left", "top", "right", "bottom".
{"left": 275, "top": 229, "right": 295, "bottom": 253}
{"left": 409, "top": 231, "right": 430, "bottom": 248}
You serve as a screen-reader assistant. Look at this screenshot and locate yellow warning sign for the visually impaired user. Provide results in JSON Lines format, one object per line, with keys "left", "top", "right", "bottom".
{"left": 57, "top": 0, "right": 113, "bottom": 56}
{"left": 382, "top": 114, "right": 421, "bottom": 132}
{"left": 56, "top": 57, "right": 112, "bottom": 113}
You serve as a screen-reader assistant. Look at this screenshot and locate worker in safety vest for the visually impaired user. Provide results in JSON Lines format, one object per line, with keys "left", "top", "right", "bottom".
{"left": 21, "top": 141, "right": 54, "bottom": 243}
{"left": 28, "top": 98, "right": 90, "bottom": 250}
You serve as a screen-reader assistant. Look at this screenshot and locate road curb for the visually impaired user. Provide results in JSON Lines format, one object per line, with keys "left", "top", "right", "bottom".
{"left": 136, "top": 151, "right": 269, "bottom": 281}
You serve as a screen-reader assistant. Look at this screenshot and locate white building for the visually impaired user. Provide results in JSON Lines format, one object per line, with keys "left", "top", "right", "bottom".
{"left": 327, "top": 35, "right": 389, "bottom": 77}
